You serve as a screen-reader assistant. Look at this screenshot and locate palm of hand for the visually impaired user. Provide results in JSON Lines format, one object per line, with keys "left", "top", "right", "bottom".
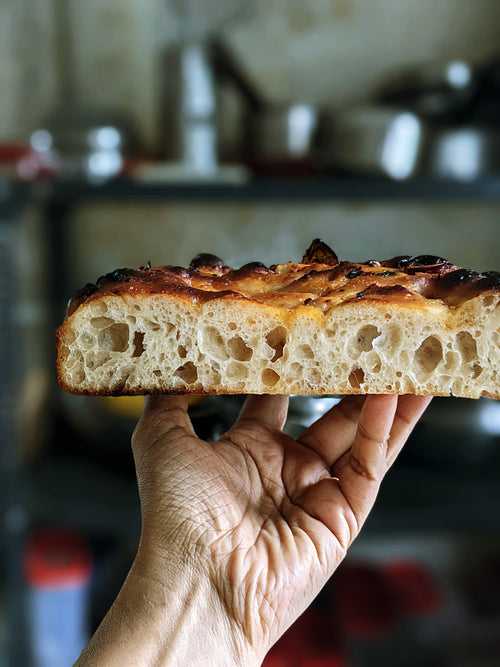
{"left": 132, "top": 393, "right": 430, "bottom": 653}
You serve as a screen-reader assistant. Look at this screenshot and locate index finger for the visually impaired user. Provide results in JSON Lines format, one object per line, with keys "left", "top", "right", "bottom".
{"left": 334, "top": 394, "right": 397, "bottom": 530}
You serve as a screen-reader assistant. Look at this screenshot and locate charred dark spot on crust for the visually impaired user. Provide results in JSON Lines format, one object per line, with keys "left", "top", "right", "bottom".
{"left": 411, "top": 255, "right": 448, "bottom": 266}
{"left": 166, "top": 266, "right": 191, "bottom": 278}
{"left": 383, "top": 255, "right": 412, "bottom": 269}
{"left": 139, "top": 260, "right": 152, "bottom": 271}
{"left": 378, "top": 271, "right": 397, "bottom": 277}
{"left": 346, "top": 268, "right": 363, "bottom": 279}
{"left": 427, "top": 267, "right": 500, "bottom": 302}
{"left": 383, "top": 254, "right": 452, "bottom": 274}
{"left": 96, "top": 268, "right": 139, "bottom": 287}
{"left": 406, "top": 256, "right": 452, "bottom": 273}
{"left": 239, "top": 261, "right": 269, "bottom": 271}
{"left": 231, "top": 262, "right": 272, "bottom": 277}
{"left": 302, "top": 239, "right": 339, "bottom": 265}
{"left": 438, "top": 268, "right": 480, "bottom": 287}
{"left": 189, "top": 253, "right": 226, "bottom": 270}
{"left": 479, "top": 271, "right": 500, "bottom": 288}
{"left": 356, "top": 284, "right": 412, "bottom": 300}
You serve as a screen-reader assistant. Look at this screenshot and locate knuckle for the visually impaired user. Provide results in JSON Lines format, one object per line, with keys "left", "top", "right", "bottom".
{"left": 349, "top": 453, "right": 381, "bottom": 483}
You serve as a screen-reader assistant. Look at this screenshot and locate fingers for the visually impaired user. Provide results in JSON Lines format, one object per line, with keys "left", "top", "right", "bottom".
{"left": 333, "top": 394, "right": 430, "bottom": 531}
{"left": 299, "top": 396, "right": 365, "bottom": 466}
{"left": 236, "top": 395, "right": 289, "bottom": 431}
{"left": 316, "top": 394, "right": 395, "bottom": 537}
{"left": 132, "top": 395, "right": 195, "bottom": 456}
{"left": 386, "top": 395, "right": 432, "bottom": 466}
{"left": 295, "top": 394, "right": 432, "bottom": 553}
{"left": 348, "top": 394, "right": 399, "bottom": 481}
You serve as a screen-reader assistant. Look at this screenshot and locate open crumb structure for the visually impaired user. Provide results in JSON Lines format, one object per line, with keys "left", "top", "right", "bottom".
{"left": 57, "top": 240, "right": 500, "bottom": 399}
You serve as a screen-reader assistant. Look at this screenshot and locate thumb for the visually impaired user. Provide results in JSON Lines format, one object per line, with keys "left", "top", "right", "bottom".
{"left": 132, "top": 394, "right": 195, "bottom": 461}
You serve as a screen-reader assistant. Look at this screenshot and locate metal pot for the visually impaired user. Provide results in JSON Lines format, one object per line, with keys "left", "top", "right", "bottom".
{"left": 30, "top": 112, "right": 131, "bottom": 183}
{"left": 327, "top": 106, "right": 426, "bottom": 180}
{"left": 248, "top": 103, "right": 328, "bottom": 170}
{"left": 424, "top": 126, "right": 500, "bottom": 181}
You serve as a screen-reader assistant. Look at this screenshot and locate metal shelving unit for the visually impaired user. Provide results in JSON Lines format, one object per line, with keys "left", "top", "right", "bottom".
{"left": 44, "top": 175, "right": 500, "bottom": 204}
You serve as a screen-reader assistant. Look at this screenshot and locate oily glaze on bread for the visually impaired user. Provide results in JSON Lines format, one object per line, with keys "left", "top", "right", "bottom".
{"left": 57, "top": 240, "right": 500, "bottom": 398}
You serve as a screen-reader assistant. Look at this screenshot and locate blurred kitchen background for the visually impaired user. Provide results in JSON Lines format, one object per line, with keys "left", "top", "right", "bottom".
{"left": 2, "top": 0, "right": 500, "bottom": 665}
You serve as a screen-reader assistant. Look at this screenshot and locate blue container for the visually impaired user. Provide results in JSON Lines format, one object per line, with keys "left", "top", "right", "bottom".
{"left": 25, "top": 530, "right": 92, "bottom": 667}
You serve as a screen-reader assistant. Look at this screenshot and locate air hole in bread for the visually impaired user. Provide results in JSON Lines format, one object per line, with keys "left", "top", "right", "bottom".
{"left": 127, "top": 316, "right": 136, "bottom": 325}
{"left": 86, "top": 351, "right": 111, "bottom": 370}
{"left": 472, "top": 363, "right": 483, "bottom": 378}
{"left": 153, "top": 370, "right": 161, "bottom": 377}
{"left": 144, "top": 320, "right": 160, "bottom": 332}
{"left": 178, "top": 345, "right": 187, "bottom": 359}
{"left": 228, "top": 322, "right": 237, "bottom": 331}
{"left": 298, "top": 344, "right": 314, "bottom": 360}
{"left": 91, "top": 317, "right": 114, "bottom": 330}
{"left": 415, "top": 335, "right": 442, "bottom": 374}
{"left": 452, "top": 379, "right": 464, "bottom": 395}
{"left": 266, "top": 326, "right": 287, "bottom": 362}
{"left": 349, "top": 367, "right": 365, "bottom": 388}
{"left": 349, "top": 325, "right": 380, "bottom": 357}
{"left": 227, "top": 361, "right": 248, "bottom": 381}
{"left": 165, "top": 323, "right": 175, "bottom": 335}
{"left": 98, "top": 323, "right": 129, "bottom": 352}
{"left": 175, "top": 362, "right": 198, "bottom": 384}
{"left": 133, "top": 332, "right": 145, "bottom": 357}
{"left": 228, "top": 336, "right": 253, "bottom": 361}
{"left": 457, "top": 331, "right": 477, "bottom": 363}
{"left": 262, "top": 368, "right": 280, "bottom": 387}
{"left": 91, "top": 302, "right": 108, "bottom": 316}
{"left": 201, "top": 326, "right": 228, "bottom": 361}
{"left": 289, "top": 362, "right": 303, "bottom": 379}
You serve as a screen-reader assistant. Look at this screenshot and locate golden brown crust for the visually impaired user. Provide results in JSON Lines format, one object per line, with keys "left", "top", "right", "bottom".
{"left": 66, "top": 240, "right": 500, "bottom": 317}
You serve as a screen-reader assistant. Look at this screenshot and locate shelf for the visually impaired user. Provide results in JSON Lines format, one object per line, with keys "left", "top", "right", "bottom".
{"left": 46, "top": 175, "right": 500, "bottom": 204}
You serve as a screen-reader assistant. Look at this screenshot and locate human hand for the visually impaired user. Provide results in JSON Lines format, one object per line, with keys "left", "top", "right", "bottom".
{"left": 78, "top": 393, "right": 430, "bottom": 667}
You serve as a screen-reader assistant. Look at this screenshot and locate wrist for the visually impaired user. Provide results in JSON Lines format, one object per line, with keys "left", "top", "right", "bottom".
{"left": 77, "top": 546, "right": 260, "bottom": 667}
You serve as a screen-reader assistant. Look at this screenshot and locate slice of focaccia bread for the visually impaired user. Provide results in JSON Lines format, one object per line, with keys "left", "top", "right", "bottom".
{"left": 57, "top": 240, "right": 500, "bottom": 399}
